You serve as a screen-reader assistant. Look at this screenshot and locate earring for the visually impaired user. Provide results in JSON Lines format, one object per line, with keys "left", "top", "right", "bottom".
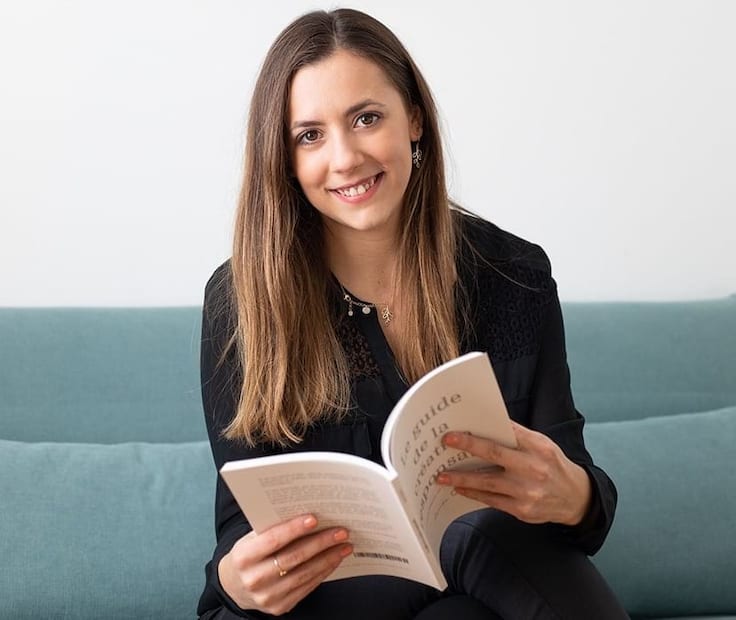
{"left": 412, "top": 141, "right": 423, "bottom": 169}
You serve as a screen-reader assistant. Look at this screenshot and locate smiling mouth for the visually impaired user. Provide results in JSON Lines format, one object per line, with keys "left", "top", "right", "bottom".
{"left": 331, "top": 173, "right": 381, "bottom": 198}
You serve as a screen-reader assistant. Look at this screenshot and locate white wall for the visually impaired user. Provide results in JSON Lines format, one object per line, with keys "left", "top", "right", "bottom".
{"left": 1, "top": 0, "right": 734, "bottom": 305}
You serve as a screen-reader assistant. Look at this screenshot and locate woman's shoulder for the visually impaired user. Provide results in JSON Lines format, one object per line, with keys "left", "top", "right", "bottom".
{"left": 453, "top": 211, "right": 558, "bottom": 361}
{"left": 204, "top": 259, "right": 232, "bottom": 302}
{"left": 202, "top": 259, "right": 235, "bottom": 343}
{"left": 454, "top": 210, "right": 553, "bottom": 287}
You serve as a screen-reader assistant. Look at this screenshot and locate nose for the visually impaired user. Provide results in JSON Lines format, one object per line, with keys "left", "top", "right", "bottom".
{"left": 329, "top": 132, "right": 364, "bottom": 174}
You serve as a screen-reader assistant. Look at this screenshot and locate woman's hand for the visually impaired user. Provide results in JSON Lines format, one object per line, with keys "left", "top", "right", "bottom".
{"left": 218, "top": 514, "right": 353, "bottom": 615}
{"left": 437, "top": 422, "right": 592, "bottom": 526}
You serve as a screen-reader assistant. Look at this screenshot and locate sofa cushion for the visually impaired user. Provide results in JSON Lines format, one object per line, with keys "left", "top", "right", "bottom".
{"left": 585, "top": 406, "right": 736, "bottom": 617}
{"left": 0, "top": 438, "right": 215, "bottom": 619}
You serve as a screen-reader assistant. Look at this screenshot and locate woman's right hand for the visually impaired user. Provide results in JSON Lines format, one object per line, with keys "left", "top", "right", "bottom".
{"left": 217, "top": 514, "right": 353, "bottom": 615}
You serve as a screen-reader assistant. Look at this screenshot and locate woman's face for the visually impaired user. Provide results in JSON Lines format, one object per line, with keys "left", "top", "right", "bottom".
{"left": 288, "top": 49, "right": 422, "bottom": 240}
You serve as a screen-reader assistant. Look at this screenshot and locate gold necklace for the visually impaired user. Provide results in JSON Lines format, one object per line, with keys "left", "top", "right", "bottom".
{"left": 339, "top": 284, "right": 393, "bottom": 325}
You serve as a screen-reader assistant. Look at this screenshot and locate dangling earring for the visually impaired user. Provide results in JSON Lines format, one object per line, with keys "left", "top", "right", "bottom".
{"left": 412, "top": 141, "right": 423, "bottom": 169}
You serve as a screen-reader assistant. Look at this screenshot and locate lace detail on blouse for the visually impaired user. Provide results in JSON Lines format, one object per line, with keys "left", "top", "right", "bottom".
{"left": 464, "top": 258, "right": 554, "bottom": 363}
{"left": 334, "top": 317, "right": 381, "bottom": 380}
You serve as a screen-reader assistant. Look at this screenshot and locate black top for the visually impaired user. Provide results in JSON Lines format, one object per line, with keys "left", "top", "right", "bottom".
{"left": 196, "top": 214, "right": 617, "bottom": 617}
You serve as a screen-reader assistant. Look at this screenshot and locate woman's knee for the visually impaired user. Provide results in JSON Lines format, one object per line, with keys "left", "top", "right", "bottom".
{"left": 440, "top": 509, "right": 629, "bottom": 620}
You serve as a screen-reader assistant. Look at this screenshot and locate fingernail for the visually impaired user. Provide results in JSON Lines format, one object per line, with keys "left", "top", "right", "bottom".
{"left": 436, "top": 473, "right": 449, "bottom": 484}
{"left": 303, "top": 515, "right": 317, "bottom": 528}
{"left": 333, "top": 529, "right": 348, "bottom": 542}
{"left": 340, "top": 545, "right": 353, "bottom": 557}
{"left": 444, "top": 433, "right": 459, "bottom": 446}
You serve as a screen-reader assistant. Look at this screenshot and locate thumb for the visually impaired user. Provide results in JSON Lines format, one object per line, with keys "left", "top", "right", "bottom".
{"left": 510, "top": 421, "right": 537, "bottom": 448}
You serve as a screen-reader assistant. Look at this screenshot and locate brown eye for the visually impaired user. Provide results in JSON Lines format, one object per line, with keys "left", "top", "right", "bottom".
{"left": 298, "top": 129, "right": 321, "bottom": 145}
{"left": 356, "top": 112, "right": 379, "bottom": 127}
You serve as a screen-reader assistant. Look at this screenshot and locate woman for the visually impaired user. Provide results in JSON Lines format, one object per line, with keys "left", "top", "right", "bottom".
{"left": 198, "top": 8, "right": 628, "bottom": 619}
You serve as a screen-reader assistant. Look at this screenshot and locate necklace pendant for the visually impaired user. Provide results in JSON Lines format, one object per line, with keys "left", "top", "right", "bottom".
{"left": 362, "top": 306, "right": 371, "bottom": 315}
{"left": 344, "top": 294, "right": 354, "bottom": 317}
{"left": 382, "top": 306, "right": 393, "bottom": 324}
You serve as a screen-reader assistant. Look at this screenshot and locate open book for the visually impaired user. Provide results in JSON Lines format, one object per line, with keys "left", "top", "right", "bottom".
{"left": 220, "top": 351, "right": 516, "bottom": 590}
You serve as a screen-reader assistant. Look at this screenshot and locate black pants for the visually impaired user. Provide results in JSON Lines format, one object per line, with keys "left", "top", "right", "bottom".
{"left": 207, "top": 510, "right": 629, "bottom": 619}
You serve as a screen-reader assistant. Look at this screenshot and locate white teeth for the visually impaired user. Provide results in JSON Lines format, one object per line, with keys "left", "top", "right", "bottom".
{"left": 336, "top": 175, "right": 377, "bottom": 197}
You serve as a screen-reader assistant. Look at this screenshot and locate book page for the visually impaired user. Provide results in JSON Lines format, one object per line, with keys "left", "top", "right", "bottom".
{"left": 380, "top": 352, "right": 517, "bottom": 554}
{"left": 220, "top": 451, "right": 446, "bottom": 589}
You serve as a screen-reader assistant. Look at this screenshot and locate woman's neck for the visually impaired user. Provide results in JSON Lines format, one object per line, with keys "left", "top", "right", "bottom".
{"left": 324, "top": 226, "right": 399, "bottom": 305}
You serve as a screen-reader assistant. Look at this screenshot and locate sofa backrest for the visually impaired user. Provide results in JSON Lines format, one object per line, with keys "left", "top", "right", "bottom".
{"left": 2, "top": 296, "right": 734, "bottom": 442}
{"left": 565, "top": 295, "right": 736, "bottom": 423}
{"left": 1, "top": 307, "right": 204, "bottom": 443}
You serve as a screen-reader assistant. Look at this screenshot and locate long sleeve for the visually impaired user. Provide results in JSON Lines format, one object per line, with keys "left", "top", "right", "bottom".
{"left": 195, "top": 263, "right": 386, "bottom": 617}
{"left": 458, "top": 214, "right": 617, "bottom": 555}
{"left": 195, "top": 264, "right": 380, "bottom": 618}
{"left": 526, "top": 283, "right": 617, "bottom": 554}
{"left": 197, "top": 263, "right": 277, "bottom": 618}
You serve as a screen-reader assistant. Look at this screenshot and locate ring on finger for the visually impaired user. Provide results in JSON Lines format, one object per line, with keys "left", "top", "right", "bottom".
{"left": 273, "top": 555, "right": 288, "bottom": 577}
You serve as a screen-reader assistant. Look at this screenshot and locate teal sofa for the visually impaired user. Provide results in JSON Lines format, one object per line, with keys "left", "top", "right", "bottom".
{"left": 1, "top": 297, "right": 735, "bottom": 619}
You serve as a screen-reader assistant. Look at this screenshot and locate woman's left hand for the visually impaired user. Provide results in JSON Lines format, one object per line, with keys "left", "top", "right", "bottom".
{"left": 437, "top": 422, "right": 592, "bottom": 526}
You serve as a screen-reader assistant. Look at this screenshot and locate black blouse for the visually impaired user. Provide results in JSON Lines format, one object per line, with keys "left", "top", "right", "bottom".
{"left": 196, "top": 214, "right": 617, "bottom": 617}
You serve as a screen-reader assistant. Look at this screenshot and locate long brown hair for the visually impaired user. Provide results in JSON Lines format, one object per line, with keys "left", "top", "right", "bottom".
{"left": 226, "top": 8, "right": 459, "bottom": 445}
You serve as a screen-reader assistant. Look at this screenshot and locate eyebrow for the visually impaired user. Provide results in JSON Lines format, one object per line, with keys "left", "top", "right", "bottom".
{"left": 290, "top": 99, "right": 387, "bottom": 131}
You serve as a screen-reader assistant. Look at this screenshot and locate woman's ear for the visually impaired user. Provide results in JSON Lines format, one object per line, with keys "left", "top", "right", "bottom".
{"left": 409, "top": 105, "right": 423, "bottom": 142}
